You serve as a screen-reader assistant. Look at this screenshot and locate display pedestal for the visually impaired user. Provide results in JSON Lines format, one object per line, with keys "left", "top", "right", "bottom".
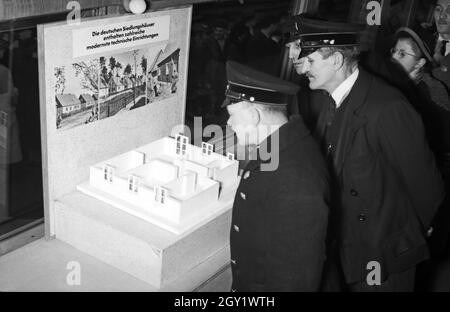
{"left": 37, "top": 7, "right": 235, "bottom": 290}
{"left": 54, "top": 185, "right": 236, "bottom": 288}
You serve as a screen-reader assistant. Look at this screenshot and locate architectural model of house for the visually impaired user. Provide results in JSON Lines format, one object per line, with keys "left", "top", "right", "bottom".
{"left": 77, "top": 134, "right": 239, "bottom": 234}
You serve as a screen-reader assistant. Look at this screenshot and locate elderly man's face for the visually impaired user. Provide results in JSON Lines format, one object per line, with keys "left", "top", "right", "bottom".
{"left": 435, "top": 0, "right": 450, "bottom": 36}
{"left": 288, "top": 42, "right": 337, "bottom": 92}
{"left": 297, "top": 50, "right": 336, "bottom": 92}
{"left": 226, "top": 101, "right": 258, "bottom": 146}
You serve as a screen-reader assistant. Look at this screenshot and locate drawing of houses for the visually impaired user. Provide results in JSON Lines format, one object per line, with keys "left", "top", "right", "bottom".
{"left": 79, "top": 94, "right": 96, "bottom": 110}
{"left": 156, "top": 48, "right": 180, "bottom": 84}
{"left": 130, "top": 75, "right": 145, "bottom": 88}
{"left": 56, "top": 94, "right": 82, "bottom": 117}
{"left": 136, "top": 75, "right": 145, "bottom": 87}
{"left": 99, "top": 77, "right": 109, "bottom": 98}
{"left": 121, "top": 75, "right": 133, "bottom": 90}
{"left": 108, "top": 76, "right": 125, "bottom": 94}
{"left": 148, "top": 49, "right": 163, "bottom": 78}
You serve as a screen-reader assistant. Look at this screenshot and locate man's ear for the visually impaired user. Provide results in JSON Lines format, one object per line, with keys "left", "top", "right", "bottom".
{"left": 333, "top": 51, "right": 345, "bottom": 70}
{"left": 249, "top": 106, "right": 261, "bottom": 126}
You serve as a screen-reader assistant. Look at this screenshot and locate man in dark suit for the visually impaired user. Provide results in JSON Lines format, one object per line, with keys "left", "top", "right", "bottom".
{"left": 287, "top": 18, "right": 445, "bottom": 291}
{"left": 224, "top": 61, "right": 330, "bottom": 291}
{"left": 433, "top": 0, "right": 450, "bottom": 64}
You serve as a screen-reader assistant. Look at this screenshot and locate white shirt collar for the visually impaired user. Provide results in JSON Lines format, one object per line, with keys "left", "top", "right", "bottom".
{"left": 438, "top": 35, "right": 450, "bottom": 56}
{"left": 331, "top": 67, "right": 359, "bottom": 108}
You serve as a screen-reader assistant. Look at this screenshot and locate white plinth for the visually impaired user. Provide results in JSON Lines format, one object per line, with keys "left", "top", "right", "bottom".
{"left": 54, "top": 186, "right": 236, "bottom": 288}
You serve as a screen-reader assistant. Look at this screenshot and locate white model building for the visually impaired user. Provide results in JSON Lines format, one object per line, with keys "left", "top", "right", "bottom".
{"left": 77, "top": 134, "right": 239, "bottom": 234}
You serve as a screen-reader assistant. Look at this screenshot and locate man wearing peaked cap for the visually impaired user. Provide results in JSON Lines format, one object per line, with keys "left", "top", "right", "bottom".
{"left": 224, "top": 60, "right": 299, "bottom": 108}
{"left": 224, "top": 61, "right": 331, "bottom": 291}
{"left": 287, "top": 16, "right": 445, "bottom": 291}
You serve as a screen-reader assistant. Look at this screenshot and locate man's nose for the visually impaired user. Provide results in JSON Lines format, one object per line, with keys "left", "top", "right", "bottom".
{"left": 299, "top": 60, "right": 310, "bottom": 75}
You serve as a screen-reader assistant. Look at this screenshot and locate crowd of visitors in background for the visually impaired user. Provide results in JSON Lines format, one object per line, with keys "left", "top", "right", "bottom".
{"left": 186, "top": 11, "right": 288, "bottom": 121}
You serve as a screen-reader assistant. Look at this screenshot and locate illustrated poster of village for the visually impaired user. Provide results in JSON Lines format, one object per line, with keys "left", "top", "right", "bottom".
{"left": 55, "top": 42, "right": 181, "bottom": 131}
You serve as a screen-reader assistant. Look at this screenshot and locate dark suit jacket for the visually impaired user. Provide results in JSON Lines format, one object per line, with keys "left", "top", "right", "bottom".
{"left": 230, "top": 116, "right": 330, "bottom": 291}
{"left": 314, "top": 69, "right": 445, "bottom": 284}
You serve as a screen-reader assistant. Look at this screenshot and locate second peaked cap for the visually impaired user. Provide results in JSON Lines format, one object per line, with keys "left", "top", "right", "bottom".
{"left": 224, "top": 61, "right": 300, "bottom": 107}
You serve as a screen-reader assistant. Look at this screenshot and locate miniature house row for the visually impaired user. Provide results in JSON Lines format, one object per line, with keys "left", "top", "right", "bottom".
{"left": 81, "top": 134, "right": 239, "bottom": 226}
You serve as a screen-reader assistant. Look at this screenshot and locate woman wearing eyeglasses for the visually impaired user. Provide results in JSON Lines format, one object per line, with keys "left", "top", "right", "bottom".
{"left": 389, "top": 27, "right": 450, "bottom": 291}
{"left": 390, "top": 27, "right": 449, "bottom": 108}
{"left": 391, "top": 28, "right": 433, "bottom": 84}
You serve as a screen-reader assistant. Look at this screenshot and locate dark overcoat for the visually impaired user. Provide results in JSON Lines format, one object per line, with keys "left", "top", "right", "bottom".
{"left": 230, "top": 116, "right": 330, "bottom": 292}
{"left": 314, "top": 69, "right": 445, "bottom": 284}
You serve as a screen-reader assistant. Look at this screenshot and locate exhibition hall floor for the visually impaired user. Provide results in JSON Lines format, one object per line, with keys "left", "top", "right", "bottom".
{"left": 0, "top": 237, "right": 448, "bottom": 291}
{"left": 0, "top": 238, "right": 231, "bottom": 292}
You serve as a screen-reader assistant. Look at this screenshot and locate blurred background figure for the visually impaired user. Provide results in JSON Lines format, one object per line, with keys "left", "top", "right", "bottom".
{"left": 245, "top": 14, "right": 285, "bottom": 76}
{"left": 205, "top": 19, "right": 239, "bottom": 117}
{"left": 228, "top": 17, "right": 252, "bottom": 63}
{"left": 186, "top": 22, "right": 212, "bottom": 117}
{"left": 12, "top": 29, "right": 40, "bottom": 166}
{"left": 0, "top": 37, "right": 22, "bottom": 166}
{"left": 433, "top": 0, "right": 450, "bottom": 64}
{"left": 0, "top": 37, "right": 22, "bottom": 223}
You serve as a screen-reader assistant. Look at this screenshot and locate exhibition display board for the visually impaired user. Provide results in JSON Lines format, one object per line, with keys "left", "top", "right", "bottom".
{"left": 38, "top": 7, "right": 191, "bottom": 237}
{"left": 37, "top": 6, "right": 233, "bottom": 289}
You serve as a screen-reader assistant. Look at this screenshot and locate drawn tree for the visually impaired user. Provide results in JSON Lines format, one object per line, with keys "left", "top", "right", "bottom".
{"left": 115, "top": 62, "right": 123, "bottom": 77}
{"left": 101, "top": 66, "right": 109, "bottom": 83}
{"left": 100, "top": 56, "right": 109, "bottom": 83}
{"left": 54, "top": 66, "right": 66, "bottom": 94}
{"left": 124, "top": 63, "right": 132, "bottom": 77}
{"left": 141, "top": 56, "right": 147, "bottom": 75}
{"left": 109, "top": 56, "right": 116, "bottom": 71}
{"left": 72, "top": 60, "right": 99, "bottom": 93}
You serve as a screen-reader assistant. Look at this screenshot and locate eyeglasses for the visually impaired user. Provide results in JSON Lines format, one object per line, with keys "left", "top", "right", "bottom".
{"left": 434, "top": 5, "right": 450, "bottom": 16}
{"left": 390, "top": 48, "right": 419, "bottom": 59}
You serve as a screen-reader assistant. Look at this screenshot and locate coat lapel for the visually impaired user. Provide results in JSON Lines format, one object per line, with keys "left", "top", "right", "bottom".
{"left": 333, "top": 69, "right": 372, "bottom": 176}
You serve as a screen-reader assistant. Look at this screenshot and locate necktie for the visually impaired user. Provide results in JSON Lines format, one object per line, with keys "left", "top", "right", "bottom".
{"left": 442, "top": 40, "right": 449, "bottom": 57}
{"left": 324, "top": 95, "right": 336, "bottom": 157}
{"left": 327, "top": 95, "right": 337, "bottom": 126}
{"left": 435, "top": 40, "right": 448, "bottom": 63}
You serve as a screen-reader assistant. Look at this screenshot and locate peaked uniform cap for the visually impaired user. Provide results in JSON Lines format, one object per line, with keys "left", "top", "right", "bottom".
{"left": 223, "top": 61, "right": 300, "bottom": 107}
{"left": 289, "top": 16, "right": 366, "bottom": 37}
{"left": 288, "top": 16, "right": 365, "bottom": 57}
